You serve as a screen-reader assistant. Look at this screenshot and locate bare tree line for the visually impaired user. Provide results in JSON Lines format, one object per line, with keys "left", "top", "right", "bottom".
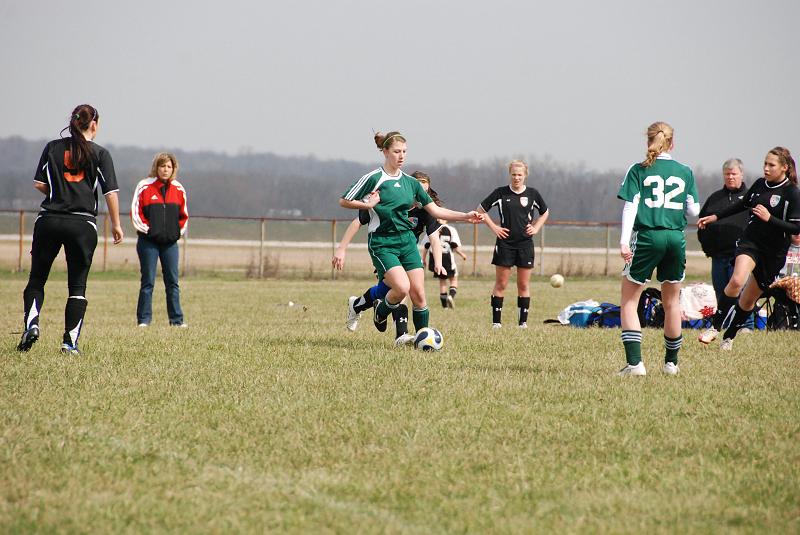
{"left": 1, "top": 136, "right": 722, "bottom": 222}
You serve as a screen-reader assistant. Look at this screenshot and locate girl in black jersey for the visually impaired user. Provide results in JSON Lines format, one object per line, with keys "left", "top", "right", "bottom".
{"left": 477, "top": 160, "right": 549, "bottom": 328}
{"left": 16, "top": 104, "right": 124, "bottom": 355}
{"left": 698, "top": 147, "right": 800, "bottom": 350}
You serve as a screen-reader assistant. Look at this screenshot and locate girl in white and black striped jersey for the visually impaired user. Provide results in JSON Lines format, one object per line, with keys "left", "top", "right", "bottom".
{"left": 697, "top": 146, "right": 800, "bottom": 350}
{"left": 421, "top": 220, "right": 467, "bottom": 308}
{"left": 17, "top": 104, "right": 124, "bottom": 355}
{"left": 477, "top": 160, "right": 549, "bottom": 328}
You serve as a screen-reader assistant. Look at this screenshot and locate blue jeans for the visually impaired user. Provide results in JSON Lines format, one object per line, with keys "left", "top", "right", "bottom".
{"left": 136, "top": 236, "right": 184, "bottom": 325}
{"left": 711, "top": 255, "right": 754, "bottom": 329}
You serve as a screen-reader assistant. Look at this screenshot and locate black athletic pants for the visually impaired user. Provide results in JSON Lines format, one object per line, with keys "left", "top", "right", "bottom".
{"left": 23, "top": 215, "right": 97, "bottom": 333}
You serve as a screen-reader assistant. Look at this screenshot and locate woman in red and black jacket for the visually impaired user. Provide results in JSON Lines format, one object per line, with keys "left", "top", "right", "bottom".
{"left": 131, "top": 153, "right": 189, "bottom": 327}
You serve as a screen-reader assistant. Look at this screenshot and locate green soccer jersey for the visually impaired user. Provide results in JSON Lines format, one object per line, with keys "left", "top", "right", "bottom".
{"left": 342, "top": 168, "right": 433, "bottom": 235}
{"left": 617, "top": 154, "right": 699, "bottom": 231}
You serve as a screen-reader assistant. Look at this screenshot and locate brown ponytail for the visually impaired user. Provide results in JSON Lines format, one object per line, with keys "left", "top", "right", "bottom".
{"left": 374, "top": 131, "right": 405, "bottom": 151}
{"left": 642, "top": 122, "right": 673, "bottom": 168}
{"left": 768, "top": 146, "right": 797, "bottom": 185}
{"left": 60, "top": 104, "right": 98, "bottom": 170}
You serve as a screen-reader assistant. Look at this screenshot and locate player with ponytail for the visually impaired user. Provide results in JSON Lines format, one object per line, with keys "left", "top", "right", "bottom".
{"left": 617, "top": 122, "right": 700, "bottom": 376}
{"left": 698, "top": 146, "right": 800, "bottom": 350}
{"left": 334, "top": 171, "right": 446, "bottom": 334}
{"left": 17, "top": 104, "right": 123, "bottom": 355}
{"left": 339, "top": 131, "right": 482, "bottom": 346}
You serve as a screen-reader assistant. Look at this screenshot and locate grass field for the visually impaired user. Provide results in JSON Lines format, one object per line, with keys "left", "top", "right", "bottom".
{"left": 2, "top": 273, "right": 799, "bottom": 533}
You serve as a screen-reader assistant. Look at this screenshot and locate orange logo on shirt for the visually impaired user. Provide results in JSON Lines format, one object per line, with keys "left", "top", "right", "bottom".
{"left": 63, "top": 150, "right": 85, "bottom": 183}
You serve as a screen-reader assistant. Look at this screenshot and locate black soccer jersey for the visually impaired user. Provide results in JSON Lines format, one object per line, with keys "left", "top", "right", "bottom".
{"left": 715, "top": 178, "right": 800, "bottom": 253}
{"left": 408, "top": 206, "right": 442, "bottom": 240}
{"left": 33, "top": 138, "right": 119, "bottom": 219}
{"left": 480, "top": 185, "right": 548, "bottom": 246}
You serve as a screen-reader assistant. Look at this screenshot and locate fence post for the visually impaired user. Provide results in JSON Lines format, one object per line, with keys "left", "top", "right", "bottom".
{"left": 103, "top": 214, "right": 109, "bottom": 272}
{"left": 605, "top": 224, "right": 611, "bottom": 276}
{"left": 331, "top": 219, "right": 337, "bottom": 280}
{"left": 472, "top": 223, "right": 478, "bottom": 276}
{"left": 18, "top": 210, "right": 24, "bottom": 273}
{"left": 259, "top": 218, "right": 266, "bottom": 278}
{"left": 539, "top": 226, "right": 545, "bottom": 276}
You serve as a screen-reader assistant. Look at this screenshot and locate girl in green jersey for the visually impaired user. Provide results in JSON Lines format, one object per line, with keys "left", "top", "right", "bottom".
{"left": 339, "top": 131, "right": 482, "bottom": 346}
{"left": 617, "top": 122, "right": 700, "bottom": 376}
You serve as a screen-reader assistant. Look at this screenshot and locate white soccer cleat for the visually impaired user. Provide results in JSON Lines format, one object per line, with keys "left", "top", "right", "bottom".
{"left": 617, "top": 362, "right": 647, "bottom": 377}
{"left": 346, "top": 296, "right": 361, "bottom": 332}
{"left": 393, "top": 333, "right": 416, "bottom": 347}
{"left": 446, "top": 295, "right": 455, "bottom": 309}
{"left": 492, "top": 323, "right": 502, "bottom": 329}
{"left": 698, "top": 327, "right": 719, "bottom": 345}
{"left": 663, "top": 362, "right": 680, "bottom": 375}
{"left": 518, "top": 322, "right": 528, "bottom": 329}
{"left": 720, "top": 338, "right": 733, "bottom": 351}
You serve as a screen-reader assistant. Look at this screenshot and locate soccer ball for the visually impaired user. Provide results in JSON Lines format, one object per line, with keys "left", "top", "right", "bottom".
{"left": 550, "top": 274, "right": 565, "bottom": 288}
{"left": 414, "top": 327, "right": 444, "bottom": 351}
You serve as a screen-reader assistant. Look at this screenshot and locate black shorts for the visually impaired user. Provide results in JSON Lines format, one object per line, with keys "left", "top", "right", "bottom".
{"left": 492, "top": 242, "right": 534, "bottom": 268}
{"left": 735, "top": 239, "right": 788, "bottom": 292}
{"left": 428, "top": 252, "right": 458, "bottom": 279}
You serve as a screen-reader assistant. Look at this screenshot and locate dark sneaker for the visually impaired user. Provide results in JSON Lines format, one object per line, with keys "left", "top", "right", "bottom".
{"left": 373, "top": 300, "right": 388, "bottom": 332}
{"left": 16, "top": 326, "right": 40, "bottom": 352}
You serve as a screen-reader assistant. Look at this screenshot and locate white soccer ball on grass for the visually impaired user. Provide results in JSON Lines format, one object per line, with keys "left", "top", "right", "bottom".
{"left": 414, "top": 327, "right": 444, "bottom": 351}
{"left": 550, "top": 274, "right": 565, "bottom": 288}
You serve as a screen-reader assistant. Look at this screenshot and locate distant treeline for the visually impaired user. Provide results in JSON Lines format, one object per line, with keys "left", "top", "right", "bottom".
{"left": 1, "top": 136, "right": 723, "bottom": 222}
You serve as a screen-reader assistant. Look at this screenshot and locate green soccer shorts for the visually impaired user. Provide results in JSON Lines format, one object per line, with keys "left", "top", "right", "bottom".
{"left": 623, "top": 228, "right": 686, "bottom": 284}
{"left": 367, "top": 231, "right": 423, "bottom": 281}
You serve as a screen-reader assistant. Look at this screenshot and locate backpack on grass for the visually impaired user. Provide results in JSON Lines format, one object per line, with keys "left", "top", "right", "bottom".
{"left": 637, "top": 288, "right": 664, "bottom": 328}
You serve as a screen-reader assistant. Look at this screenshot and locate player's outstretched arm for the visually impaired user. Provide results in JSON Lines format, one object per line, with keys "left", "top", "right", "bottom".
{"left": 696, "top": 214, "right": 718, "bottom": 229}
{"left": 332, "top": 218, "right": 362, "bottom": 270}
{"left": 423, "top": 203, "right": 482, "bottom": 224}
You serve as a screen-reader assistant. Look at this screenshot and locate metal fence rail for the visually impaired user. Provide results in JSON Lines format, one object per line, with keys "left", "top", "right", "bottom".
{"left": 0, "top": 209, "right": 707, "bottom": 278}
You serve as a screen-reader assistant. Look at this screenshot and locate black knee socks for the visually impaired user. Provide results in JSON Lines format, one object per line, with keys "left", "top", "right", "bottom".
{"left": 491, "top": 295, "right": 503, "bottom": 324}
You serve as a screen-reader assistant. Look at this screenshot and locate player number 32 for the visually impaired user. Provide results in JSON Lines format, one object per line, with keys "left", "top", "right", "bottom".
{"left": 643, "top": 175, "right": 685, "bottom": 210}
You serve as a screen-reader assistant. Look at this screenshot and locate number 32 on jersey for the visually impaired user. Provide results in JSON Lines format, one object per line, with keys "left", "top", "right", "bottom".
{"left": 643, "top": 175, "right": 685, "bottom": 210}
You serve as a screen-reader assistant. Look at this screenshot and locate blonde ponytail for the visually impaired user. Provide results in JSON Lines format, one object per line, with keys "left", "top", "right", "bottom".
{"left": 642, "top": 122, "right": 673, "bottom": 167}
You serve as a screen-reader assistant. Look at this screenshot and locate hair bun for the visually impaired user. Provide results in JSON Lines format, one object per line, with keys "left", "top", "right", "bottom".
{"left": 373, "top": 132, "right": 385, "bottom": 150}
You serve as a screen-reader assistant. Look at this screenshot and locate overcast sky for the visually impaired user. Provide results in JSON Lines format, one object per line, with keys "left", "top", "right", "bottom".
{"left": 1, "top": 0, "right": 797, "bottom": 175}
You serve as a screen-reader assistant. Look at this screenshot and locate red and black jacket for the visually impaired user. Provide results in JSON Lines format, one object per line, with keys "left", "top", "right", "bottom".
{"left": 131, "top": 178, "right": 188, "bottom": 244}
